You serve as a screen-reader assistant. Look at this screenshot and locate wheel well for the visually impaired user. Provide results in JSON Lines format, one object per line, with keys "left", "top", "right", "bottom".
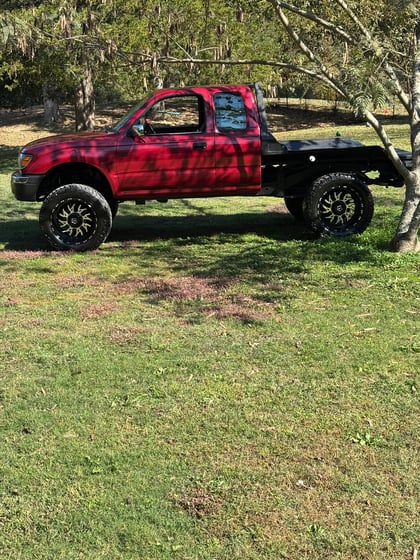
{"left": 283, "top": 170, "right": 368, "bottom": 198}
{"left": 38, "top": 163, "right": 114, "bottom": 205}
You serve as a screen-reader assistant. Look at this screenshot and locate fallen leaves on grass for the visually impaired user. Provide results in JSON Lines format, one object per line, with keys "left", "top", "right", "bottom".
{"left": 140, "top": 276, "right": 276, "bottom": 323}
{"left": 172, "top": 488, "right": 223, "bottom": 519}
{"left": 0, "top": 251, "right": 50, "bottom": 259}
{"left": 109, "top": 325, "right": 146, "bottom": 346}
{"left": 80, "top": 301, "right": 119, "bottom": 320}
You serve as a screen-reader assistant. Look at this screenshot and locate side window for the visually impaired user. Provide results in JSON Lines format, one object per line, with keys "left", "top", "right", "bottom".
{"left": 214, "top": 93, "right": 247, "bottom": 131}
{"left": 144, "top": 95, "right": 204, "bottom": 134}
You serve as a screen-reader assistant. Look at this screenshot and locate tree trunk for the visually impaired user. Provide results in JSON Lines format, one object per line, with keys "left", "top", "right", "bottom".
{"left": 42, "top": 83, "right": 62, "bottom": 125}
{"left": 74, "top": 65, "right": 95, "bottom": 131}
{"left": 390, "top": 25, "right": 420, "bottom": 253}
{"left": 390, "top": 174, "right": 420, "bottom": 252}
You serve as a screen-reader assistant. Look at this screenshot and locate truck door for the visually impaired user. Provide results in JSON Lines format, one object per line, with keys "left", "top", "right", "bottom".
{"left": 114, "top": 94, "right": 216, "bottom": 198}
{"left": 213, "top": 91, "right": 261, "bottom": 194}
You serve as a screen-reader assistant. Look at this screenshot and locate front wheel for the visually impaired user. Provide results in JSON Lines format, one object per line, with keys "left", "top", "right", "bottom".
{"left": 303, "top": 173, "right": 374, "bottom": 236}
{"left": 39, "top": 184, "right": 113, "bottom": 251}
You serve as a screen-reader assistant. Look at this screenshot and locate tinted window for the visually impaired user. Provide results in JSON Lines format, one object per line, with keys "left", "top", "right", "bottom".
{"left": 214, "top": 93, "right": 247, "bottom": 131}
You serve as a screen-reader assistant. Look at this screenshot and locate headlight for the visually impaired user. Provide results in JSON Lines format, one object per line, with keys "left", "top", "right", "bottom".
{"left": 19, "top": 152, "right": 33, "bottom": 171}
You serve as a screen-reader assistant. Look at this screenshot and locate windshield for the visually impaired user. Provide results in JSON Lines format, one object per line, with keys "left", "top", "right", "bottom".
{"left": 110, "top": 94, "right": 152, "bottom": 132}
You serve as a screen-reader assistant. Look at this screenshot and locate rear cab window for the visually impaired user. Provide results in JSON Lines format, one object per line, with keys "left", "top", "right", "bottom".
{"left": 214, "top": 92, "right": 247, "bottom": 132}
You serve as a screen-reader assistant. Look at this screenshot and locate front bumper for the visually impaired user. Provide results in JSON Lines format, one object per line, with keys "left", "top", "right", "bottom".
{"left": 11, "top": 172, "right": 45, "bottom": 201}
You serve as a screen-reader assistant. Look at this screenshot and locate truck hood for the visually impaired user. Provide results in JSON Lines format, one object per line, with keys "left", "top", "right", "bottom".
{"left": 19, "top": 130, "right": 120, "bottom": 175}
{"left": 23, "top": 131, "right": 116, "bottom": 151}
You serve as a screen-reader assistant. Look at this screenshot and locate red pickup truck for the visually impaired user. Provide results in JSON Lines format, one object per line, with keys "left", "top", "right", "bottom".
{"left": 11, "top": 83, "right": 411, "bottom": 251}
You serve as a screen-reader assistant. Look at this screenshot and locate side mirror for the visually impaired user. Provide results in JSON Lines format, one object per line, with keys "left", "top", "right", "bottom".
{"left": 132, "top": 123, "right": 145, "bottom": 137}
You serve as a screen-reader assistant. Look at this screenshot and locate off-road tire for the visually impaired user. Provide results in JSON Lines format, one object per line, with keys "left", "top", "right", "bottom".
{"left": 39, "top": 184, "right": 113, "bottom": 251}
{"left": 303, "top": 173, "right": 374, "bottom": 236}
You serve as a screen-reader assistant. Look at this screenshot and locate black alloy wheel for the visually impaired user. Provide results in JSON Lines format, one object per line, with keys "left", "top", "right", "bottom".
{"left": 303, "top": 173, "right": 374, "bottom": 236}
{"left": 39, "top": 184, "right": 113, "bottom": 251}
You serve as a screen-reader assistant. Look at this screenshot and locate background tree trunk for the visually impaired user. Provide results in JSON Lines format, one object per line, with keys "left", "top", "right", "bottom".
{"left": 74, "top": 65, "right": 95, "bottom": 132}
{"left": 42, "top": 83, "right": 62, "bottom": 125}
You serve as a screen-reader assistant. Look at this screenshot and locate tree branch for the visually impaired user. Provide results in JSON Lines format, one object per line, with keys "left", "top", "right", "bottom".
{"left": 335, "top": 0, "right": 412, "bottom": 113}
{"left": 364, "top": 110, "right": 412, "bottom": 181}
{"left": 275, "top": 0, "right": 411, "bottom": 113}
{"left": 117, "top": 50, "right": 345, "bottom": 92}
{"left": 268, "top": 0, "right": 413, "bottom": 176}
{"left": 274, "top": 1, "right": 354, "bottom": 43}
{"left": 268, "top": 0, "right": 347, "bottom": 98}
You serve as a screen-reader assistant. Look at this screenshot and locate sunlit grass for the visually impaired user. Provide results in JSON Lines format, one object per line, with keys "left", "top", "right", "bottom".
{"left": 0, "top": 117, "right": 418, "bottom": 560}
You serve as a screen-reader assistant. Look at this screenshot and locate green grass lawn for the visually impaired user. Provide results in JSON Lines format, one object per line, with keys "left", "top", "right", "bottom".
{"left": 0, "top": 121, "right": 419, "bottom": 559}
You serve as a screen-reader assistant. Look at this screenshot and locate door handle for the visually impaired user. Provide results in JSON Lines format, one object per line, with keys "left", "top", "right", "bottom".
{"left": 193, "top": 141, "right": 207, "bottom": 150}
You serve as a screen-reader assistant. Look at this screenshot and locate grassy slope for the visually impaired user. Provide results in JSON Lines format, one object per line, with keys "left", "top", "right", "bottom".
{"left": 0, "top": 114, "right": 418, "bottom": 560}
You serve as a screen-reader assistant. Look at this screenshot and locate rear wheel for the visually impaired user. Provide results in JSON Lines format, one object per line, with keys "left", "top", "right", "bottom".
{"left": 303, "top": 173, "right": 374, "bottom": 236}
{"left": 284, "top": 196, "right": 304, "bottom": 221}
{"left": 39, "top": 184, "right": 113, "bottom": 251}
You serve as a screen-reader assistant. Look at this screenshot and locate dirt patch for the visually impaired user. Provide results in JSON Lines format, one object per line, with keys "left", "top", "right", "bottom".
{"left": 109, "top": 325, "right": 147, "bottom": 346}
{"left": 143, "top": 276, "right": 231, "bottom": 301}
{"left": 80, "top": 301, "right": 120, "bottom": 320}
{"left": 0, "top": 106, "right": 64, "bottom": 147}
{"left": 267, "top": 105, "right": 362, "bottom": 131}
{"left": 172, "top": 488, "right": 223, "bottom": 520}
{"left": 0, "top": 250, "right": 51, "bottom": 259}
{"left": 140, "top": 276, "right": 276, "bottom": 323}
{"left": 0, "top": 103, "right": 130, "bottom": 147}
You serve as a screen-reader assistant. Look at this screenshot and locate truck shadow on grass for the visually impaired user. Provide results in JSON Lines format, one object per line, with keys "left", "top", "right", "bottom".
{"left": 0, "top": 208, "right": 385, "bottom": 270}
{"left": 111, "top": 209, "right": 309, "bottom": 243}
{"left": 0, "top": 218, "right": 46, "bottom": 252}
{"left": 1, "top": 210, "right": 306, "bottom": 249}
{"left": 108, "top": 210, "right": 382, "bottom": 269}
